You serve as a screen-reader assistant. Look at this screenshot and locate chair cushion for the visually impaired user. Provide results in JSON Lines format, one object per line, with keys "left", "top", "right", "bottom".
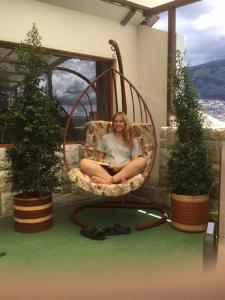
{"left": 68, "top": 167, "right": 145, "bottom": 197}
{"left": 68, "top": 120, "right": 155, "bottom": 197}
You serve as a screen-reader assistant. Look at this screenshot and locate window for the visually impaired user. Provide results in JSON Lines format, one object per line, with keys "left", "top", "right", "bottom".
{"left": 0, "top": 43, "right": 113, "bottom": 144}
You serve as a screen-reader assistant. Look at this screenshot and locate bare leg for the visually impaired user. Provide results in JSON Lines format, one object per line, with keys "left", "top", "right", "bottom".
{"left": 91, "top": 176, "right": 112, "bottom": 184}
{"left": 80, "top": 157, "right": 146, "bottom": 185}
{"left": 80, "top": 159, "right": 112, "bottom": 182}
{"left": 112, "top": 157, "right": 146, "bottom": 184}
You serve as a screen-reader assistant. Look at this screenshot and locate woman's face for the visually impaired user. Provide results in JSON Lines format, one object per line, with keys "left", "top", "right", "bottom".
{"left": 113, "top": 115, "right": 126, "bottom": 133}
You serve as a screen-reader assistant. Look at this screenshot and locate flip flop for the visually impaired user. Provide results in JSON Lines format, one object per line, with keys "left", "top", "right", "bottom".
{"left": 80, "top": 226, "right": 106, "bottom": 240}
{"left": 103, "top": 222, "right": 131, "bottom": 235}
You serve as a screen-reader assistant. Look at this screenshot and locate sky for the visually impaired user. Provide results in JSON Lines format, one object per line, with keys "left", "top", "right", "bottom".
{"left": 52, "top": 59, "right": 96, "bottom": 112}
{"left": 153, "top": 0, "right": 225, "bottom": 66}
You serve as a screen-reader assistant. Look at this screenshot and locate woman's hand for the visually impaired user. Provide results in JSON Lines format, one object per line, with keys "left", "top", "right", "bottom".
{"left": 97, "top": 153, "right": 105, "bottom": 162}
{"left": 109, "top": 163, "right": 122, "bottom": 173}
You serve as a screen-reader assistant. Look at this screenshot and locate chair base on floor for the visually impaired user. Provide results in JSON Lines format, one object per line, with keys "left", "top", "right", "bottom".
{"left": 70, "top": 198, "right": 168, "bottom": 230}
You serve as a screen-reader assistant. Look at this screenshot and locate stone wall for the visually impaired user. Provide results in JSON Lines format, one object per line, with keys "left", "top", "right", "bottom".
{"left": 1, "top": 128, "right": 224, "bottom": 217}
{"left": 0, "top": 144, "right": 94, "bottom": 217}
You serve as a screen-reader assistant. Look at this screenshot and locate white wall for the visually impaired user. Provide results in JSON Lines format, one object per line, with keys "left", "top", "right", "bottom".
{"left": 0, "top": 0, "right": 172, "bottom": 184}
{"left": 137, "top": 27, "right": 168, "bottom": 182}
{"left": 137, "top": 27, "right": 184, "bottom": 182}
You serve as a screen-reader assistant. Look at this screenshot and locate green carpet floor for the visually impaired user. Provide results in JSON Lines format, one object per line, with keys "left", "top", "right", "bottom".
{"left": 0, "top": 204, "right": 205, "bottom": 276}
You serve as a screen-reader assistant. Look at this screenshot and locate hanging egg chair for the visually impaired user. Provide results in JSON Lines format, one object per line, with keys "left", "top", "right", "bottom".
{"left": 63, "top": 40, "right": 168, "bottom": 230}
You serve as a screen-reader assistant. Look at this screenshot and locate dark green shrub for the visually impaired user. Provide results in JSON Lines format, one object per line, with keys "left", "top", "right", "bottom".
{"left": 5, "top": 24, "right": 62, "bottom": 196}
{"left": 166, "top": 51, "right": 213, "bottom": 195}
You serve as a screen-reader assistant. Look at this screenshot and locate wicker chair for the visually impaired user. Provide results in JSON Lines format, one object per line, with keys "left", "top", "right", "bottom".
{"left": 63, "top": 40, "right": 167, "bottom": 229}
{"left": 68, "top": 120, "right": 154, "bottom": 197}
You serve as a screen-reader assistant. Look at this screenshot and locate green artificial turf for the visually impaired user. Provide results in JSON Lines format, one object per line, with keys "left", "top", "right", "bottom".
{"left": 0, "top": 204, "right": 205, "bottom": 276}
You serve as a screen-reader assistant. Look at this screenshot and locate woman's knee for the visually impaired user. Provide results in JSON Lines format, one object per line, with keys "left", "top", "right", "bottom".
{"left": 79, "top": 158, "right": 90, "bottom": 171}
{"left": 138, "top": 157, "right": 147, "bottom": 169}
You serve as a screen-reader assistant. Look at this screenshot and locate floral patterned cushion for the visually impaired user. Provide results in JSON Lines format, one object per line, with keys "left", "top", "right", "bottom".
{"left": 68, "top": 168, "right": 145, "bottom": 197}
{"left": 68, "top": 120, "right": 156, "bottom": 197}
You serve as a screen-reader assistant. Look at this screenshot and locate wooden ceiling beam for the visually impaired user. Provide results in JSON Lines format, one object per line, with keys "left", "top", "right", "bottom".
{"left": 0, "top": 71, "right": 22, "bottom": 76}
{"left": 120, "top": 8, "right": 136, "bottom": 25}
{"left": 101, "top": 0, "right": 147, "bottom": 12}
{"left": 102, "top": 0, "right": 202, "bottom": 15}
{"left": 144, "top": 0, "right": 202, "bottom": 17}
{"left": 48, "top": 56, "right": 69, "bottom": 69}
{"left": 0, "top": 79, "right": 20, "bottom": 83}
{"left": 0, "top": 49, "right": 14, "bottom": 64}
{"left": 167, "top": 7, "right": 176, "bottom": 126}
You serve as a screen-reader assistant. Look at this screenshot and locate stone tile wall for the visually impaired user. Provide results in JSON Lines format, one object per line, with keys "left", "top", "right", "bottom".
{"left": 1, "top": 128, "right": 224, "bottom": 217}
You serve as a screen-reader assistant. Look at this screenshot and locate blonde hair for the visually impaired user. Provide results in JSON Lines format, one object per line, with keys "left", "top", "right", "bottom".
{"left": 112, "top": 112, "right": 134, "bottom": 149}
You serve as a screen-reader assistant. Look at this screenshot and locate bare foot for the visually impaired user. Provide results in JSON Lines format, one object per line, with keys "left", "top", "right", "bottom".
{"left": 91, "top": 176, "right": 112, "bottom": 184}
{"left": 121, "top": 178, "right": 127, "bottom": 183}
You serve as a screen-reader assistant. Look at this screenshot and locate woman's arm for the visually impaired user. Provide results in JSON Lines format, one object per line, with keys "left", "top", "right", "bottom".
{"left": 132, "top": 156, "right": 142, "bottom": 160}
{"left": 131, "top": 139, "right": 142, "bottom": 159}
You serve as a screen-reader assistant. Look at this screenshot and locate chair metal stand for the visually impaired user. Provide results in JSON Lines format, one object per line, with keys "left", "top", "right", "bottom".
{"left": 70, "top": 196, "right": 168, "bottom": 230}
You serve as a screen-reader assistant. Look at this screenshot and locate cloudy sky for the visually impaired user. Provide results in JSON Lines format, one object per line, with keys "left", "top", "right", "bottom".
{"left": 52, "top": 59, "right": 96, "bottom": 111}
{"left": 154, "top": 0, "right": 225, "bottom": 66}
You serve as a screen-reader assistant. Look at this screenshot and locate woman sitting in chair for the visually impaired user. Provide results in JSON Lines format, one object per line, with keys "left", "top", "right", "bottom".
{"left": 80, "top": 112, "right": 146, "bottom": 184}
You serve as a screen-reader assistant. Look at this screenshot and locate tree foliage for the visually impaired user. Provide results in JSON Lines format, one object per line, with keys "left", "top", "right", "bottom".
{"left": 5, "top": 24, "right": 62, "bottom": 196}
{"left": 166, "top": 50, "right": 213, "bottom": 195}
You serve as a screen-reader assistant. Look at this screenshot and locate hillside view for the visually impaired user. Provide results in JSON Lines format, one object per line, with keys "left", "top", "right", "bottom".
{"left": 190, "top": 59, "right": 225, "bottom": 100}
{"left": 190, "top": 59, "right": 225, "bottom": 123}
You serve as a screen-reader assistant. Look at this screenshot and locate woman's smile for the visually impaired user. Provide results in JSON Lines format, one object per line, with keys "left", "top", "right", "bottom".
{"left": 113, "top": 117, "right": 125, "bottom": 132}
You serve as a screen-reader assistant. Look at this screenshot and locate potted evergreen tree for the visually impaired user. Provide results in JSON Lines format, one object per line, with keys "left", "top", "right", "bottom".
{"left": 166, "top": 50, "right": 213, "bottom": 232}
{"left": 5, "top": 24, "right": 62, "bottom": 233}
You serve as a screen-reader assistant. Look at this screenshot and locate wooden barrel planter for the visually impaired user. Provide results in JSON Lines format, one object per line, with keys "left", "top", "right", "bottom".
{"left": 13, "top": 194, "right": 53, "bottom": 233}
{"left": 171, "top": 193, "right": 209, "bottom": 232}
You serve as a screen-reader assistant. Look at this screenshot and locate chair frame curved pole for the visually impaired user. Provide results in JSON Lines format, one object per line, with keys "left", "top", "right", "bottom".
{"left": 63, "top": 66, "right": 114, "bottom": 171}
{"left": 109, "top": 39, "right": 127, "bottom": 114}
{"left": 63, "top": 67, "right": 167, "bottom": 230}
{"left": 63, "top": 66, "right": 157, "bottom": 180}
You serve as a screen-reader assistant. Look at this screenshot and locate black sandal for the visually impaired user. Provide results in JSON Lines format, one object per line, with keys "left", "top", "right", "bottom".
{"left": 103, "top": 223, "right": 131, "bottom": 235}
{"left": 80, "top": 226, "right": 106, "bottom": 240}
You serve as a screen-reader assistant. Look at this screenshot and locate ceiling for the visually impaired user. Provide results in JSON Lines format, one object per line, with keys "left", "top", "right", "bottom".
{"left": 37, "top": 0, "right": 186, "bottom": 26}
{"left": 37, "top": 0, "right": 201, "bottom": 26}
{"left": 38, "top": 0, "right": 144, "bottom": 26}
{"left": 120, "top": 0, "right": 174, "bottom": 8}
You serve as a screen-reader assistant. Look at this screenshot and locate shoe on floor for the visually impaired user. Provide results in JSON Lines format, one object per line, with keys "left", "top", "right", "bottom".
{"left": 80, "top": 226, "right": 106, "bottom": 240}
{"left": 103, "top": 222, "right": 131, "bottom": 235}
